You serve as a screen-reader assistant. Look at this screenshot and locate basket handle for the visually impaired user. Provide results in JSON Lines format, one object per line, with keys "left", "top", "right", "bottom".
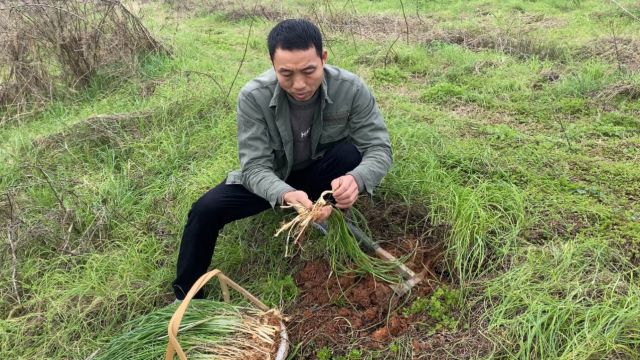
{"left": 165, "top": 269, "right": 270, "bottom": 360}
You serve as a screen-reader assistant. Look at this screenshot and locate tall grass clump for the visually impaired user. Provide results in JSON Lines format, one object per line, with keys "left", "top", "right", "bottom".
{"left": 485, "top": 237, "right": 640, "bottom": 359}
{"left": 387, "top": 120, "right": 525, "bottom": 284}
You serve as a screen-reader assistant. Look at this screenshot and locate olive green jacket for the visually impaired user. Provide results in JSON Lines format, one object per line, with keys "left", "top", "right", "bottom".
{"left": 226, "top": 64, "right": 392, "bottom": 207}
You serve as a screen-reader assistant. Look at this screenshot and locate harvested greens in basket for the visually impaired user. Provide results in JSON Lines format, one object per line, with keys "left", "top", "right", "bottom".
{"left": 95, "top": 300, "right": 280, "bottom": 360}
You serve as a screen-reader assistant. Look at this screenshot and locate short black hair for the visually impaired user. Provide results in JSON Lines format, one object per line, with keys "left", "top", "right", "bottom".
{"left": 267, "top": 19, "right": 323, "bottom": 61}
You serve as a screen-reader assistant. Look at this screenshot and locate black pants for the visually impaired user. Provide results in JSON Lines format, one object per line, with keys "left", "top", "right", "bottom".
{"left": 173, "top": 142, "right": 362, "bottom": 299}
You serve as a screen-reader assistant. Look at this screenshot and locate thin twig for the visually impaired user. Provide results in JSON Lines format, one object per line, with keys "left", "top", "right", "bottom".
{"left": 415, "top": 0, "right": 423, "bottom": 24}
{"left": 347, "top": 0, "right": 359, "bottom": 54}
{"left": 609, "top": 0, "right": 640, "bottom": 23}
{"left": 5, "top": 193, "right": 21, "bottom": 304}
{"left": 399, "top": 0, "right": 410, "bottom": 44}
{"left": 225, "top": 19, "right": 254, "bottom": 105}
{"left": 316, "top": 21, "right": 336, "bottom": 59}
{"left": 183, "top": 70, "right": 228, "bottom": 107}
{"left": 6, "top": 225, "right": 21, "bottom": 304}
{"left": 384, "top": 35, "right": 400, "bottom": 69}
{"left": 554, "top": 115, "right": 573, "bottom": 151}
{"left": 608, "top": 20, "right": 623, "bottom": 72}
{"left": 33, "top": 165, "right": 66, "bottom": 210}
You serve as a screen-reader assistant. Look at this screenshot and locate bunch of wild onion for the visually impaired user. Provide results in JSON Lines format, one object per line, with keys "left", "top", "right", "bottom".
{"left": 275, "top": 190, "right": 332, "bottom": 256}
{"left": 324, "top": 208, "right": 404, "bottom": 284}
{"left": 94, "top": 300, "right": 279, "bottom": 360}
{"left": 275, "top": 191, "right": 404, "bottom": 284}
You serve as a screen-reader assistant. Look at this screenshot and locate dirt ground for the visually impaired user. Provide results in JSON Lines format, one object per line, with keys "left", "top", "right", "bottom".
{"left": 283, "top": 197, "right": 491, "bottom": 359}
{"left": 288, "top": 242, "right": 438, "bottom": 349}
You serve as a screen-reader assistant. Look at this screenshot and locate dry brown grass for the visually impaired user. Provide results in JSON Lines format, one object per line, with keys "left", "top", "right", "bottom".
{"left": 581, "top": 37, "right": 640, "bottom": 72}
{"left": 422, "top": 26, "right": 570, "bottom": 61}
{"left": 32, "top": 111, "right": 150, "bottom": 152}
{"left": 0, "top": 0, "right": 168, "bottom": 118}
{"left": 596, "top": 81, "right": 640, "bottom": 101}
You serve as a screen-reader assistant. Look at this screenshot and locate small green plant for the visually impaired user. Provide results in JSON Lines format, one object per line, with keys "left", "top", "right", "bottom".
{"left": 316, "top": 346, "right": 333, "bottom": 360}
{"left": 336, "top": 348, "right": 363, "bottom": 360}
{"left": 420, "top": 82, "right": 466, "bottom": 103}
{"left": 403, "top": 286, "right": 460, "bottom": 333}
{"left": 556, "top": 98, "right": 590, "bottom": 115}
{"left": 254, "top": 274, "right": 299, "bottom": 308}
{"left": 402, "top": 296, "right": 429, "bottom": 317}
{"left": 428, "top": 286, "right": 460, "bottom": 332}
{"left": 389, "top": 341, "right": 400, "bottom": 353}
{"left": 373, "top": 67, "right": 407, "bottom": 83}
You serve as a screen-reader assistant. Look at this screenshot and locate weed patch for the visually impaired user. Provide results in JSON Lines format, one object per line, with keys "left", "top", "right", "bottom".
{"left": 486, "top": 239, "right": 640, "bottom": 359}
{"left": 424, "top": 27, "right": 570, "bottom": 62}
{"left": 32, "top": 112, "right": 150, "bottom": 152}
{"left": 580, "top": 37, "right": 640, "bottom": 72}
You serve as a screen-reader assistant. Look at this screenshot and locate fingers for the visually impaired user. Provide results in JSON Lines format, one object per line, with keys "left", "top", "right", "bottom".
{"left": 331, "top": 175, "right": 359, "bottom": 208}
{"left": 283, "top": 190, "right": 312, "bottom": 211}
{"left": 335, "top": 193, "right": 357, "bottom": 209}
{"left": 330, "top": 177, "right": 341, "bottom": 192}
{"left": 333, "top": 182, "right": 358, "bottom": 202}
{"left": 332, "top": 175, "right": 356, "bottom": 197}
{"left": 331, "top": 176, "right": 347, "bottom": 198}
{"left": 299, "top": 196, "right": 313, "bottom": 210}
{"left": 314, "top": 205, "right": 332, "bottom": 223}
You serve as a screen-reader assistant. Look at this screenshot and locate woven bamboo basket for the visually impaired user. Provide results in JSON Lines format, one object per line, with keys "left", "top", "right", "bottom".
{"left": 165, "top": 269, "right": 289, "bottom": 360}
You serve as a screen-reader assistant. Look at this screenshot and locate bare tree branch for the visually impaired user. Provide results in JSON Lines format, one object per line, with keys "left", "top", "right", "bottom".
{"left": 5, "top": 193, "right": 21, "bottom": 304}
{"left": 385, "top": 35, "right": 401, "bottom": 69}
{"left": 399, "top": 0, "right": 410, "bottom": 44}
{"left": 609, "top": 0, "right": 640, "bottom": 23}
{"left": 225, "top": 18, "right": 254, "bottom": 105}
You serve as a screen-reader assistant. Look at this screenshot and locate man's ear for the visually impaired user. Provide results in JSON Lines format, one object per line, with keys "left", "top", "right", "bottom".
{"left": 321, "top": 50, "right": 328, "bottom": 64}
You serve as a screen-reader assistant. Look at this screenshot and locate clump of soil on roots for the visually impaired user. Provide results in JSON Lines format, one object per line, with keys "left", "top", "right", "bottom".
{"left": 286, "top": 198, "right": 461, "bottom": 357}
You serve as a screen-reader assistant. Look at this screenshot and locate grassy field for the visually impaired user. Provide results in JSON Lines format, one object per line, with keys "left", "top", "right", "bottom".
{"left": 1, "top": 0, "right": 639, "bottom": 359}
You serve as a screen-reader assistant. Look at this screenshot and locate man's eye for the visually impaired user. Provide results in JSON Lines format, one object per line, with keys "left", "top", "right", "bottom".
{"left": 303, "top": 70, "right": 314, "bottom": 75}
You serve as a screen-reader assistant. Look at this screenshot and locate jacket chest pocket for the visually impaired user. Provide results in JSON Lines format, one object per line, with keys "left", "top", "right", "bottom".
{"left": 321, "top": 111, "right": 349, "bottom": 143}
{"left": 267, "top": 123, "right": 284, "bottom": 150}
{"left": 267, "top": 126, "right": 286, "bottom": 173}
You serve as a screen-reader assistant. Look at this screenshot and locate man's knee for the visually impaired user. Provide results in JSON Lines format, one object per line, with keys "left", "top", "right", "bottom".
{"left": 188, "top": 191, "right": 224, "bottom": 225}
{"left": 327, "top": 142, "right": 362, "bottom": 170}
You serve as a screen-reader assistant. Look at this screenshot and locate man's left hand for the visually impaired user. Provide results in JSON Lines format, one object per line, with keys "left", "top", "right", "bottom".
{"left": 331, "top": 175, "right": 359, "bottom": 209}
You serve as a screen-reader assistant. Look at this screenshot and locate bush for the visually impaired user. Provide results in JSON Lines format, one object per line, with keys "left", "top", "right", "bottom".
{"left": 0, "top": 0, "right": 169, "bottom": 118}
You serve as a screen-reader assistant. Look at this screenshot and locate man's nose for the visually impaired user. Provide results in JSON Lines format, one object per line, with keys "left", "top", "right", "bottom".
{"left": 292, "top": 76, "right": 305, "bottom": 90}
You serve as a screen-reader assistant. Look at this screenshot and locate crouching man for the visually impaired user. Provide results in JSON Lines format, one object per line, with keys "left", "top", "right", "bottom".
{"left": 173, "top": 19, "right": 392, "bottom": 299}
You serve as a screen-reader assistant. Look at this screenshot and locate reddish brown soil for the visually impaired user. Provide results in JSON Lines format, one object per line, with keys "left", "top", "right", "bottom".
{"left": 286, "top": 232, "right": 444, "bottom": 354}
{"left": 283, "top": 197, "right": 493, "bottom": 359}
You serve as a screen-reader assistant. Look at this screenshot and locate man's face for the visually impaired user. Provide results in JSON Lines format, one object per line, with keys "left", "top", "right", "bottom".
{"left": 272, "top": 46, "right": 327, "bottom": 102}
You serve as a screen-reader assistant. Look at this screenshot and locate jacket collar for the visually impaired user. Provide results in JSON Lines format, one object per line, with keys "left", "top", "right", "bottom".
{"left": 269, "top": 70, "right": 333, "bottom": 108}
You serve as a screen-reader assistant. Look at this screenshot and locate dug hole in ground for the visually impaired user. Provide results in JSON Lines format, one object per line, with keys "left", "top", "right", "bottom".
{"left": 282, "top": 196, "right": 490, "bottom": 358}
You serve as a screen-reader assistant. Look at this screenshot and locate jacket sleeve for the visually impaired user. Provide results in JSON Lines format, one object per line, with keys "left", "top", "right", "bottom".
{"left": 346, "top": 79, "right": 392, "bottom": 194}
{"left": 237, "top": 90, "right": 295, "bottom": 207}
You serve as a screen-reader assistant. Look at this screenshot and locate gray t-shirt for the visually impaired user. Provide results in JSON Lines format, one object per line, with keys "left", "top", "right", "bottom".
{"left": 287, "top": 90, "right": 319, "bottom": 170}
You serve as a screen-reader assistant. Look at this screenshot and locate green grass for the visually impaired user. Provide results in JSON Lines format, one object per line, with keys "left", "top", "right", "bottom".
{"left": 486, "top": 238, "right": 640, "bottom": 359}
{"left": 1, "top": 0, "right": 640, "bottom": 359}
